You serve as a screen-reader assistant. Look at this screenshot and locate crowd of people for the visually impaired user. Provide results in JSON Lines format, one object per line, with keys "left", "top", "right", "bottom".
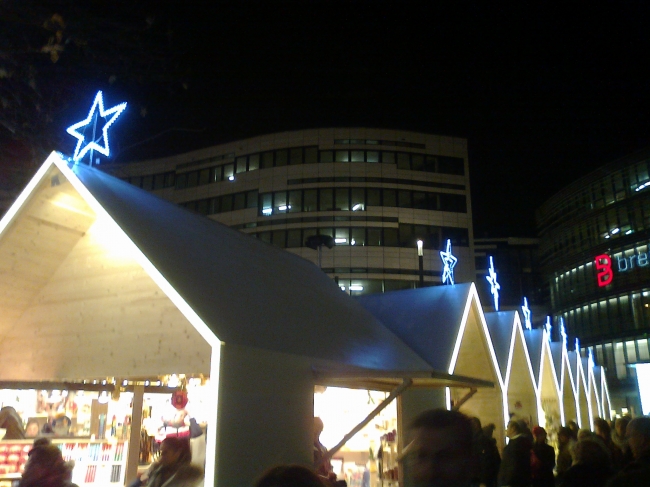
{"left": 255, "top": 410, "right": 650, "bottom": 487}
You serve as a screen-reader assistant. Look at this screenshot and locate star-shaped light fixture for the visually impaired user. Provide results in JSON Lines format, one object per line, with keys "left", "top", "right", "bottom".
{"left": 560, "top": 318, "right": 568, "bottom": 347}
{"left": 575, "top": 337, "right": 580, "bottom": 355}
{"left": 544, "top": 316, "right": 552, "bottom": 339}
{"left": 486, "top": 256, "right": 500, "bottom": 310}
{"left": 521, "top": 297, "right": 532, "bottom": 330}
{"left": 66, "top": 91, "right": 127, "bottom": 165}
{"left": 439, "top": 238, "right": 458, "bottom": 285}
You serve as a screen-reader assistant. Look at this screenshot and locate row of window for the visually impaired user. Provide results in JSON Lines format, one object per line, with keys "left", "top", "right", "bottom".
{"left": 287, "top": 176, "right": 465, "bottom": 191}
{"left": 560, "top": 289, "right": 650, "bottom": 344}
{"left": 180, "top": 190, "right": 259, "bottom": 215}
{"left": 332, "top": 278, "right": 419, "bottom": 295}
{"left": 125, "top": 147, "right": 465, "bottom": 191}
{"left": 540, "top": 198, "right": 650, "bottom": 264}
{"left": 334, "top": 138, "right": 426, "bottom": 149}
{"left": 539, "top": 156, "right": 650, "bottom": 231}
{"left": 253, "top": 224, "right": 469, "bottom": 249}
{"left": 230, "top": 215, "right": 399, "bottom": 230}
{"left": 258, "top": 187, "right": 467, "bottom": 216}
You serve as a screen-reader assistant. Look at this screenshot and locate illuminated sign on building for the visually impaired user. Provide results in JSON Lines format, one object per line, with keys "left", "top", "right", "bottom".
{"left": 594, "top": 248, "right": 650, "bottom": 287}
{"left": 67, "top": 91, "right": 127, "bottom": 165}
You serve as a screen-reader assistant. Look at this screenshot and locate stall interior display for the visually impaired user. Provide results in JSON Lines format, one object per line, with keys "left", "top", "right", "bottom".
{"left": 314, "top": 387, "right": 398, "bottom": 487}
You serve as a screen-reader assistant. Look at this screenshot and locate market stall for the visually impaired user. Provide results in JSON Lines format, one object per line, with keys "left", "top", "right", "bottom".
{"left": 569, "top": 351, "right": 591, "bottom": 429}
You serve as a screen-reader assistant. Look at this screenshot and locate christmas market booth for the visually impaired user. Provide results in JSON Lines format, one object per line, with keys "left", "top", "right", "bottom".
{"left": 0, "top": 152, "right": 496, "bottom": 487}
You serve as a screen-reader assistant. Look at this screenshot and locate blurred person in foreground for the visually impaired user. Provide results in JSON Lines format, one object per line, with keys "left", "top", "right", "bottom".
{"left": 19, "top": 443, "right": 77, "bottom": 487}
{"left": 607, "top": 416, "right": 650, "bottom": 487}
{"left": 555, "top": 427, "right": 575, "bottom": 482}
{"left": 0, "top": 406, "right": 25, "bottom": 439}
{"left": 406, "top": 409, "right": 475, "bottom": 487}
{"left": 530, "top": 426, "right": 554, "bottom": 487}
{"left": 559, "top": 439, "right": 611, "bottom": 487}
{"left": 138, "top": 437, "right": 203, "bottom": 487}
{"left": 594, "top": 417, "right": 625, "bottom": 472}
{"left": 497, "top": 420, "right": 531, "bottom": 487}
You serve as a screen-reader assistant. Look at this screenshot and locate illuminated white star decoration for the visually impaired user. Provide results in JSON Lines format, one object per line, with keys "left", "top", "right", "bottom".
{"left": 588, "top": 348, "right": 595, "bottom": 367}
{"left": 575, "top": 337, "right": 580, "bottom": 354}
{"left": 439, "top": 238, "right": 458, "bottom": 285}
{"left": 521, "top": 297, "right": 532, "bottom": 330}
{"left": 560, "top": 318, "right": 568, "bottom": 347}
{"left": 66, "top": 91, "right": 127, "bottom": 165}
{"left": 486, "top": 256, "right": 501, "bottom": 311}
{"left": 544, "top": 316, "right": 552, "bottom": 340}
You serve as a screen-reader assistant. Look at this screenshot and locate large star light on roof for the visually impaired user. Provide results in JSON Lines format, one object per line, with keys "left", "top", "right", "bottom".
{"left": 544, "top": 316, "right": 552, "bottom": 339}
{"left": 439, "top": 238, "right": 458, "bottom": 285}
{"left": 486, "top": 256, "right": 501, "bottom": 311}
{"left": 521, "top": 297, "right": 532, "bottom": 330}
{"left": 66, "top": 91, "right": 127, "bottom": 164}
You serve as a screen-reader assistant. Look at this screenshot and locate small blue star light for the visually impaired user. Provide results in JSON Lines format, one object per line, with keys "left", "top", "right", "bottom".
{"left": 486, "top": 256, "right": 500, "bottom": 311}
{"left": 66, "top": 91, "right": 127, "bottom": 165}
{"left": 544, "top": 316, "right": 552, "bottom": 339}
{"left": 560, "top": 318, "right": 567, "bottom": 347}
{"left": 521, "top": 297, "right": 532, "bottom": 330}
{"left": 439, "top": 239, "right": 458, "bottom": 285}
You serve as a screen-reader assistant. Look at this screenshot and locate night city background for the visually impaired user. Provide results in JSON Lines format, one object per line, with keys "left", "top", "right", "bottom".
{"left": 2, "top": 1, "right": 650, "bottom": 236}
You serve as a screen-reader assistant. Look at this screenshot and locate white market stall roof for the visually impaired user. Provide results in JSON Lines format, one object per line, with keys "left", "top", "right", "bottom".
{"left": 0, "top": 152, "right": 469, "bottom": 382}
{"left": 523, "top": 328, "right": 544, "bottom": 384}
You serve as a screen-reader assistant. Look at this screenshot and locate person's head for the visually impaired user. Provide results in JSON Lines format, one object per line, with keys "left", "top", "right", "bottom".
{"left": 313, "top": 417, "right": 324, "bottom": 442}
{"left": 572, "top": 439, "right": 611, "bottom": 468}
{"left": 469, "top": 417, "right": 482, "bottom": 435}
{"left": 20, "top": 444, "right": 72, "bottom": 487}
{"left": 482, "top": 423, "right": 495, "bottom": 439}
{"left": 532, "top": 426, "right": 547, "bottom": 444}
{"left": 593, "top": 418, "right": 611, "bottom": 442}
{"left": 506, "top": 420, "right": 523, "bottom": 439}
{"left": 615, "top": 416, "right": 631, "bottom": 439}
{"left": 558, "top": 427, "right": 572, "bottom": 446}
{"left": 255, "top": 465, "right": 328, "bottom": 487}
{"left": 25, "top": 420, "right": 40, "bottom": 438}
{"left": 159, "top": 437, "right": 191, "bottom": 468}
{"left": 407, "top": 409, "right": 474, "bottom": 487}
{"left": 567, "top": 420, "right": 579, "bottom": 438}
{"left": 577, "top": 428, "right": 593, "bottom": 441}
{"left": 626, "top": 417, "right": 650, "bottom": 459}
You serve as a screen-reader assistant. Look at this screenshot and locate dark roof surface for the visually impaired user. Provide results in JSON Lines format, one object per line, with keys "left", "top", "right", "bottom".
{"left": 71, "top": 160, "right": 433, "bottom": 372}
{"left": 484, "top": 311, "right": 516, "bottom": 382}
{"left": 523, "top": 329, "right": 544, "bottom": 383}
{"left": 355, "top": 284, "right": 473, "bottom": 372}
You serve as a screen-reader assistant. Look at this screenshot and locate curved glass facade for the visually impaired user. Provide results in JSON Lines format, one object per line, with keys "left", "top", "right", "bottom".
{"left": 538, "top": 150, "right": 650, "bottom": 394}
{"left": 104, "top": 128, "right": 475, "bottom": 294}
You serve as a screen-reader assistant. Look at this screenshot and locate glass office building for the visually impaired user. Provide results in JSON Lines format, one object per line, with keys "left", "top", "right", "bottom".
{"left": 103, "top": 128, "right": 475, "bottom": 294}
{"left": 537, "top": 149, "right": 650, "bottom": 412}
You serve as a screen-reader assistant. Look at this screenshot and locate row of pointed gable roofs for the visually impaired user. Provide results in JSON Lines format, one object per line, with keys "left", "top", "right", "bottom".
{"left": 0, "top": 152, "right": 611, "bottom": 421}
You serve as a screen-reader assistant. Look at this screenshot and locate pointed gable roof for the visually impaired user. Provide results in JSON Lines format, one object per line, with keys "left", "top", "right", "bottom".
{"left": 1, "top": 153, "right": 433, "bottom": 374}
{"left": 484, "top": 311, "right": 517, "bottom": 383}
{"left": 355, "top": 283, "right": 474, "bottom": 373}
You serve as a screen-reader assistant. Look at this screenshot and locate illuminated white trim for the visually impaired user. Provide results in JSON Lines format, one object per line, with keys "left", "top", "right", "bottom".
{"left": 203, "top": 345, "right": 221, "bottom": 487}
{"left": 588, "top": 362, "right": 602, "bottom": 420}
{"left": 2, "top": 152, "right": 222, "bottom": 487}
{"left": 575, "top": 352, "right": 592, "bottom": 429}
{"left": 445, "top": 387, "right": 451, "bottom": 411}
{"left": 448, "top": 284, "right": 508, "bottom": 427}
{"left": 601, "top": 366, "right": 613, "bottom": 420}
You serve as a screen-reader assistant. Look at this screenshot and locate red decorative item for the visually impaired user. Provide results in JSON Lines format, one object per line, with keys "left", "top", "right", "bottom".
{"left": 171, "top": 390, "right": 188, "bottom": 410}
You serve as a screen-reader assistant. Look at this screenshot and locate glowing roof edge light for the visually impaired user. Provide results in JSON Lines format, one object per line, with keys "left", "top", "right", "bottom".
{"left": 439, "top": 238, "right": 458, "bottom": 285}
{"left": 504, "top": 312, "right": 539, "bottom": 397}
{"left": 66, "top": 91, "right": 127, "bottom": 164}
{"left": 486, "top": 256, "right": 501, "bottom": 311}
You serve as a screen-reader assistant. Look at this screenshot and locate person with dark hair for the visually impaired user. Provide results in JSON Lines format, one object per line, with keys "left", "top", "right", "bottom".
{"left": 19, "top": 443, "right": 77, "bottom": 487}
{"left": 497, "top": 420, "right": 532, "bottom": 487}
{"left": 559, "top": 439, "right": 612, "bottom": 487}
{"left": 611, "top": 417, "right": 633, "bottom": 465}
{"left": 406, "top": 408, "right": 475, "bottom": 487}
{"left": 556, "top": 427, "right": 575, "bottom": 482}
{"left": 255, "top": 465, "right": 329, "bottom": 487}
{"left": 607, "top": 416, "right": 650, "bottom": 487}
{"left": 594, "top": 417, "right": 625, "bottom": 472}
{"left": 469, "top": 418, "right": 500, "bottom": 487}
{"left": 140, "top": 437, "right": 203, "bottom": 487}
{"left": 530, "top": 426, "right": 554, "bottom": 487}
{"left": 0, "top": 406, "right": 25, "bottom": 439}
{"left": 566, "top": 421, "right": 579, "bottom": 441}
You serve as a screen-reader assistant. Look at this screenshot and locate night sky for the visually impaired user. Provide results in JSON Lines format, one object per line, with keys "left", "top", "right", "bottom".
{"left": 3, "top": 1, "right": 650, "bottom": 236}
